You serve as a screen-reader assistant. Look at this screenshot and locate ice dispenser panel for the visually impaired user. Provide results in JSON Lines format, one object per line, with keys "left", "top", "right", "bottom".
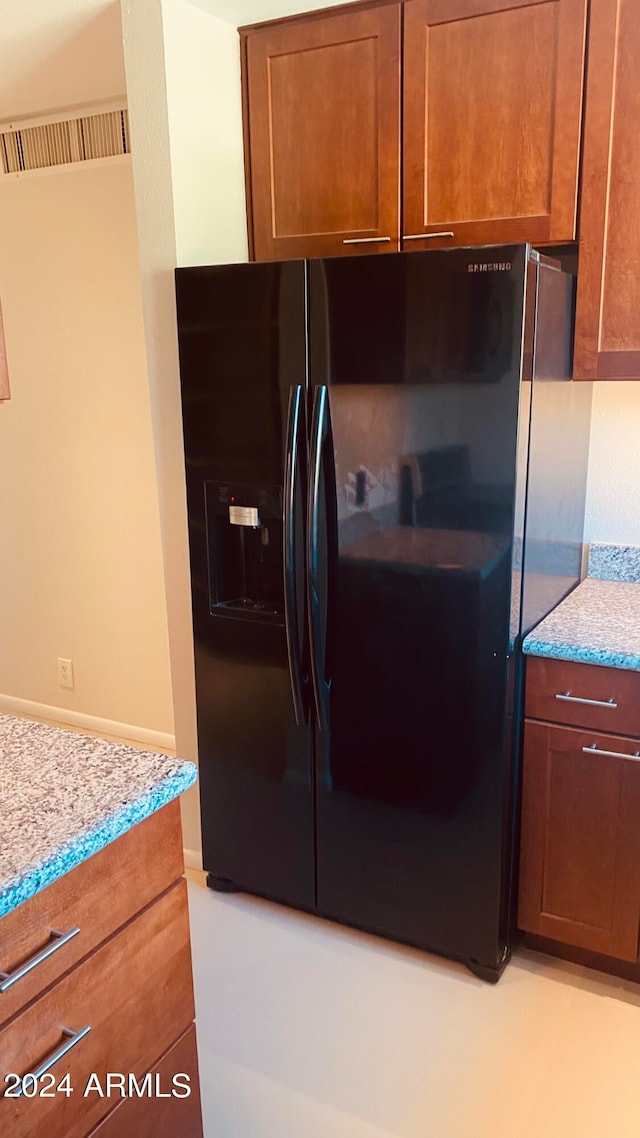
{"left": 205, "top": 481, "right": 284, "bottom": 621}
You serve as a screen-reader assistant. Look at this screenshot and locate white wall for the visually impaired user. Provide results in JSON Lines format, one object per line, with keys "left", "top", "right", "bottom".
{"left": 122, "top": 0, "right": 255, "bottom": 856}
{"left": 163, "top": 0, "right": 248, "bottom": 266}
{"left": 188, "top": 0, "right": 361, "bottom": 25}
{"left": 0, "top": 160, "right": 174, "bottom": 741}
{"left": 584, "top": 382, "right": 640, "bottom": 546}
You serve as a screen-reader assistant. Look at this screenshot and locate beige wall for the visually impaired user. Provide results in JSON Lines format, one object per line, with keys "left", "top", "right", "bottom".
{"left": 0, "top": 159, "right": 174, "bottom": 742}
{"left": 1, "top": 0, "right": 126, "bottom": 121}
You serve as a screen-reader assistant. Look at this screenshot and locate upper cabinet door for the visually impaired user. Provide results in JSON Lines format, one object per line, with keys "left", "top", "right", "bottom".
{"left": 574, "top": 0, "right": 640, "bottom": 380}
{"left": 402, "top": 0, "right": 587, "bottom": 248}
{"left": 244, "top": 5, "right": 401, "bottom": 261}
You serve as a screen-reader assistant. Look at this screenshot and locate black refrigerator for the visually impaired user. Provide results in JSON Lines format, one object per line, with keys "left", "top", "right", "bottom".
{"left": 176, "top": 245, "right": 592, "bottom": 982}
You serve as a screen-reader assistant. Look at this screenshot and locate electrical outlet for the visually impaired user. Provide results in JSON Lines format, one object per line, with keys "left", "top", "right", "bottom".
{"left": 58, "top": 658, "right": 74, "bottom": 690}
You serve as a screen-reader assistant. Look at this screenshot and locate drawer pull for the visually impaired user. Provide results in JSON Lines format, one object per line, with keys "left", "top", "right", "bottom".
{"left": 0, "top": 927, "right": 81, "bottom": 993}
{"left": 403, "top": 231, "right": 455, "bottom": 240}
{"left": 342, "top": 237, "right": 392, "bottom": 245}
{"left": 555, "top": 692, "right": 618, "bottom": 709}
{"left": 582, "top": 744, "right": 640, "bottom": 761}
{"left": 10, "top": 1026, "right": 91, "bottom": 1097}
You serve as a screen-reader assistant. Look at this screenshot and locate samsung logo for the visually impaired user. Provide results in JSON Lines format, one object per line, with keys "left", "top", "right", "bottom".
{"left": 468, "top": 262, "right": 512, "bottom": 273}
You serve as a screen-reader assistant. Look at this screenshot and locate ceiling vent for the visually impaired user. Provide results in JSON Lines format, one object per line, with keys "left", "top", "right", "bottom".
{"left": 0, "top": 107, "right": 130, "bottom": 175}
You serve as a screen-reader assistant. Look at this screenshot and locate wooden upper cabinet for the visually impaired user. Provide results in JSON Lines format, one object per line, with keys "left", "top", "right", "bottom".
{"left": 574, "top": 0, "right": 640, "bottom": 380}
{"left": 402, "top": 0, "right": 588, "bottom": 248}
{"left": 242, "top": 4, "right": 401, "bottom": 261}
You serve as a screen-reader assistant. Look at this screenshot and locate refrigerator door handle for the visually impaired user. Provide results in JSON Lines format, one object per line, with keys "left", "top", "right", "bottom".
{"left": 284, "top": 384, "right": 308, "bottom": 728}
{"left": 307, "top": 385, "right": 331, "bottom": 733}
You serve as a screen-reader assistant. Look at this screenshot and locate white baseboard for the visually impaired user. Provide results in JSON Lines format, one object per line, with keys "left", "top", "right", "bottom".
{"left": 0, "top": 693, "right": 176, "bottom": 752}
{"left": 183, "top": 848, "right": 204, "bottom": 872}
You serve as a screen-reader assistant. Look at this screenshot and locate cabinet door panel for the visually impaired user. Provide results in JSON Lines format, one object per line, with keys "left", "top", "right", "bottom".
{"left": 519, "top": 721, "right": 640, "bottom": 960}
{"left": 574, "top": 0, "right": 640, "bottom": 379}
{"left": 403, "top": 0, "right": 587, "bottom": 247}
{"left": 244, "top": 5, "right": 401, "bottom": 260}
{"left": 88, "top": 1027, "right": 203, "bottom": 1138}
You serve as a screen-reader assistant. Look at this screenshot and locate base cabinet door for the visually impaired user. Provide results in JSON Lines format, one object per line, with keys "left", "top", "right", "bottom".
{"left": 574, "top": 0, "right": 640, "bottom": 379}
{"left": 519, "top": 721, "right": 640, "bottom": 960}
{"left": 243, "top": 4, "right": 401, "bottom": 260}
{"left": 87, "top": 1027, "right": 203, "bottom": 1138}
{"left": 402, "top": 0, "right": 587, "bottom": 248}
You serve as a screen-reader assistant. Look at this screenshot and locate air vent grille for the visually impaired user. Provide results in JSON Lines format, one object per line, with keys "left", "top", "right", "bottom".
{"left": 1, "top": 108, "right": 130, "bottom": 174}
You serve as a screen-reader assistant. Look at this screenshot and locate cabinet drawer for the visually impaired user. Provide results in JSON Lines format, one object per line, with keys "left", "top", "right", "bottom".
{"left": 525, "top": 656, "right": 640, "bottom": 737}
{"left": 0, "top": 800, "right": 183, "bottom": 1029}
{"left": 519, "top": 721, "right": 640, "bottom": 960}
{"left": 0, "top": 879, "right": 194, "bottom": 1138}
{"left": 87, "top": 1026, "right": 203, "bottom": 1138}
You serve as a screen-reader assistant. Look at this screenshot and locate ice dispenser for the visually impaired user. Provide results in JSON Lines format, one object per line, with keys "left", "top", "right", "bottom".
{"left": 205, "top": 481, "right": 284, "bottom": 620}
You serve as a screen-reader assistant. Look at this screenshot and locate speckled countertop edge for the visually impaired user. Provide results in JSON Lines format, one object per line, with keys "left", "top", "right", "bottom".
{"left": 0, "top": 716, "right": 197, "bottom": 919}
{"left": 522, "top": 575, "right": 640, "bottom": 672}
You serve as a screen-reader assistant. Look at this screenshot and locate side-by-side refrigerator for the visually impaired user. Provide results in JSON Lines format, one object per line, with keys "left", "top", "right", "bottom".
{"left": 176, "top": 245, "right": 592, "bottom": 981}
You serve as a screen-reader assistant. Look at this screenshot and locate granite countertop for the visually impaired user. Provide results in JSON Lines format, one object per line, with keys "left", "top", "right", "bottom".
{"left": 523, "top": 544, "right": 640, "bottom": 672}
{"left": 0, "top": 714, "right": 197, "bottom": 919}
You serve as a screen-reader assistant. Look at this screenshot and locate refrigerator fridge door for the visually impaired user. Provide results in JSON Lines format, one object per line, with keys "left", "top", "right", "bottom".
{"left": 176, "top": 261, "right": 315, "bottom": 908}
{"left": 308, "top": 247, "right": 528, "bottom": 975}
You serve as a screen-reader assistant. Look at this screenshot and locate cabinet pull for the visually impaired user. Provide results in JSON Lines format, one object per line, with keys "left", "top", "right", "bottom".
{"left": 582, "top": 744, "right": 640, "bottom": 761}
{"left": 10, "top": 1026, "right": 91, "bottom": 1097}
{"left": 0, "top": 927, "right": 81, "bottom": 993}
{"left": 403, "top": 232, "right": 455, "bottom": 240}
{"left": 342, "top": 236, "right": 392, "bottom": 245}
{"left": 555, "top": 692, "right": 617, "bottom": 709}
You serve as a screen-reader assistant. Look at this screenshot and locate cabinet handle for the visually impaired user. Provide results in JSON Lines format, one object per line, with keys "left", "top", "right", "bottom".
{"left": 555, "top": 692, "right": 617, "bottom": 709}
{"left": 9, "top": 1026, "right": 91, "bottom": 1097}
{"left": 0, "top": 926, "right": 81, "bottom": 993}
{"left": 342, "top": 236, "right": 392, "bottom": 245}
{"left": 403, "top": 232, "right": 455, "bottom": 240}
{"left": 582, "top": 744, "right": 640, "bottom": 761}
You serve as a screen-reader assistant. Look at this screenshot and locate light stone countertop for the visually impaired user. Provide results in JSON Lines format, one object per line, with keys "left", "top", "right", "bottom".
{"left": 0, "top": 714, "right": 197, "bottom": 919}
{"left": 522, "top": 576, "right": 640, "bottom": 672}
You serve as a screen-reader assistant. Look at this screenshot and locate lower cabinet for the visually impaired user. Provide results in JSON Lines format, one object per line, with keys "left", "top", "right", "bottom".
{"left": 519, "top": 655, "right": 640, "bottom": 971}
{"left": 0, "top": 801, "right": 203, "bottom": 1138}
{"left": 519, "top": 720, "right": 640, "bottom": 961}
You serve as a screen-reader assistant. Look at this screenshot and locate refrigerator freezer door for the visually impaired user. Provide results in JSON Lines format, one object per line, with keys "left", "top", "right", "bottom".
{"left": 176, "top": 261, "right": 315, "bottom": 908}
{"left": 309, "top": 247, "right": 527, "bottom": 972}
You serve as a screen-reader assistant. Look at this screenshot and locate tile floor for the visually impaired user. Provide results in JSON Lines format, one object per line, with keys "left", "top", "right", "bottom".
{"left": 187, "top": 871, "right": 640, "bottom": 1138}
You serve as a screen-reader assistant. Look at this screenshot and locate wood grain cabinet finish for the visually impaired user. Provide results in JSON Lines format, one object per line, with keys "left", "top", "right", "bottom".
{"left": 402, "top": 0, "right": 588, "bottom": 249}
{"left": 519, "top": 720, "right": 640, "bottom": 961}
{"left": 87, "top": 1027, "right": 202, "bottom": 1138}
{"left": 0, "top": 882, "right": 196, "bottom": 1138}
{"left": 0, "top": 801, "right": 203, "bottom": 1138}
{"left": 574, "top": 0, "right": 640, "bottom": 379}
{"left": 525, "top": 656, "right": 640, "bottom": 739}
{"left": 0, "top": 801, "right": 184, "bottom": 1029}
{"left": 242, "top": 3, "right": 401, "bottom": 261}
